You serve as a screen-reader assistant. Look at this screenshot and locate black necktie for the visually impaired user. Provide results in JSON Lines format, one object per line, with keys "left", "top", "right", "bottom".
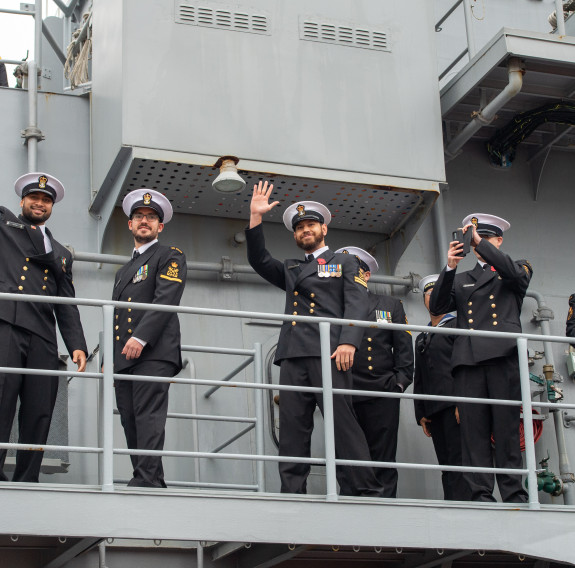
{"left": 305, "top": 254, "right": 313, "bottom": 263}
{"left": 132, "top": 250, "right": 140, "bottom": 260}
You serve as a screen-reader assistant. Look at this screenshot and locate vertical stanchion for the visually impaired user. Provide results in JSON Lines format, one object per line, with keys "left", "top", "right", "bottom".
{"left": 26, "top": 60, "right": 38, "bottom": 172}
{"left": 197, "top": 541, "right": 204, "bottom": 568}
{"left": 319, "top": 322, "right": 337, "bottom": 501}
{"left": 254, "top": 342, "right": 266, "bottom": 492}
{"left": 97, "top": 331, "right": 104, "bottom": 485}
{"left": 517, "top": 337, "right": 539, "bottom": 509}
{"left": 34, "top": 0, "right": 42, "bottom": 80}
{"left": 101, "top": 305, "right": 115, "bottom": 492}
{"left": 463, "top": 0, "right": 477, "bottom": 58}
{"left": 555, "top": 0, "right": 566, "bottom": 36}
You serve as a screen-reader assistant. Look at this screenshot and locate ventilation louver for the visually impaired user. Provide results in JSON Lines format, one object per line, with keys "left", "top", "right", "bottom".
{"left": 300, "top": 18, "right": 390, "bottom": 52}
{"left": 176, "top": 1, "right": 270, "bottom": 35}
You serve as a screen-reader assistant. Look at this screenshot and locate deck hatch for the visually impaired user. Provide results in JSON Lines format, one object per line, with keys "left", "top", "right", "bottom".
{"left": 300, "top": 18, "right": 390, "bottom": 52}
{"left": 176, "top": 1, "right": 270, "bottom": 35}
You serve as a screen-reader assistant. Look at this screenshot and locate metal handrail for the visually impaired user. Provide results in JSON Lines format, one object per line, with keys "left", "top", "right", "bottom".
{"left": 0, "top": 291, "right": 573, "bottom": 506}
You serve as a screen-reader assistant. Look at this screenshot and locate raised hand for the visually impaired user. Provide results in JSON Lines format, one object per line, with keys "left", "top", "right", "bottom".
{"left": 249, "top": 181, "right": 280, "bottom": 228}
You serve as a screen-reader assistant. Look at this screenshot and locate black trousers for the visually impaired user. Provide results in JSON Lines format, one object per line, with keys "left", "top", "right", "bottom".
{"left": 454, "top": 356, "right": 528, "bottom": 503}
{"left": 348, "top": 396, "right": 400, "bottom": 498}
{"left": 278, "top": 357, "right": 382, "bottom": 496}
{"left": 0, "top": 321, "right": 59, "bottom": 482}
{"left": 115, "top": 360, "right": 177, "bottom": 488}
{"left": 427, "top": 406, "right": 470, "bottom": 501}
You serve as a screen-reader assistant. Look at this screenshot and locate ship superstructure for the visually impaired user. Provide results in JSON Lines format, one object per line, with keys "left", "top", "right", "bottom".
{"left": 1, "top": 0, "right": 575, "bottom": 566}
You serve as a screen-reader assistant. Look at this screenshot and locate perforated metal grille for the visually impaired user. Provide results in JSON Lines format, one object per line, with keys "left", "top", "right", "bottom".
{"left": 118, "top": 159, "right": 422, "bottom": 234}
{"left": 176, "top": 1, "right": 270, "bottom": 35}
{"left": 300, "top": 18, "right": 390, "bottom": 52}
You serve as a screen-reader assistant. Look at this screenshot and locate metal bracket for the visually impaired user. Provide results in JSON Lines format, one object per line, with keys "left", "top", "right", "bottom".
{"left": 563, "top": 411, "right": 575, "bottom": 428}
{"left": 42, "top": 67, "right": 52, "bottom": 80}
{"left": 531, "top": 306, "right": 554, "bottom": 323}
{"left": 21, "top": 126, "right": 45, "bottom": 143}
{"left": 221, "top": 256, "right": 233, "bottom": 280}
{"left": 408, "top": 272, "right": 421, "bottom": 293}
{"left": 20, "top": 3, "right": 35, "bottom": 12}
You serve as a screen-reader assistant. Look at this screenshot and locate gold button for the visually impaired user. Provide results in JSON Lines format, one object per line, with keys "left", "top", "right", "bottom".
{"left": 26, "top": 258, "right": 29, "bottom": 261}
{"left": 115, "top": 325, "right": 119, "bottom": 330}
{"left": 128, "top": 318, "right": 132, "bottom": 323}
{"left": 292, "top": 321, "right": 296, "bottom": 326}
{"left": 491, "top": 304, "right": 496, "bottom": 308}
{"left": 493, "top": 313, "right": 497, "bottom": 318}
{"left": 309, "top": 309, "right": 314, "bottom": 314}
{"left": 368, "top": 346, "right": 372, "bottom": 351}
{"left": 293, "top": 302, "right": 298, "bottom": 307}
{"left": 44, "top": 277, "right": 48, "bottom": 281}
{"left": 367, "top": 337, "right": 372, "bottom": 342}
{"left": 310, "top": 293, "right": 315, "bottom": 298}
{"left": 115, "top": 315, "right": 118, "bottom": 320}
{"left": 128, "top": 297, "right": 132, "bottom": 301}
{"left": 18, "top": 285, "right": 23, "bottom": 291}
{"left": 42, "top": 285, "right": 46, "bottom": 290}
{"left": 368, "top": 366, "right": 373, "bottom": 371}
{"left": 470, "top": 327, "right": 474, "bottom": 330}
{"left": 368, "top": 356, "right": 372, "bottom": 361}
{"left": 490, "top": 295, "right": 494, "bottom": 299}
{"left": 294, "top": 291, "right": 299, "bottom": 296}
{"left": 128, "top": 329, "right": 132, "bottom": 333}
{"left": 44, "top": 269, "right": 49, "bottom": 274}
{"left": 128, "top": 308, "right": 132, "bottom": 312}
{"left": 468, "top": 319, "right": 473, "bottom": 323}
{"left": 23, "top": 266, "right": 28, "bottom": 271}
{"left": 293, "top": 311, "right": 298, "bottom": 315}
{"left": 468, "top": 301, "right": 472, "bottom": 306}
{"left": 21, "top": 276, "right": 25, "bottom": 280}
{"left": 116, "top": 336, "right": 120, "bottom": 340}
{"left": 493, "top": 321, "right": 498, "bottom": 326}
{"left": 498, "top": 276, "right": 502, "bottom": 280}
{"left": 310, "top": 303, "right": 315, "bottom": 307}
{"left": 468, "top": 310, "right": 472, "bottom": 314}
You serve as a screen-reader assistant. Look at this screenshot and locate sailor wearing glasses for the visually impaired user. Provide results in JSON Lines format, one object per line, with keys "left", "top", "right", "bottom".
{"left": 413, "top": 274, "right": 468, "bottom": 501}
{"left": 112, "top": 189, "right": 187, "bottom": 488}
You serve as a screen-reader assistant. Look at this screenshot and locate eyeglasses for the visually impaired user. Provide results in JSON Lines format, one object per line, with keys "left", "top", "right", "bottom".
{"left": 132, "top": 213, "right": 160, "bottom": 222}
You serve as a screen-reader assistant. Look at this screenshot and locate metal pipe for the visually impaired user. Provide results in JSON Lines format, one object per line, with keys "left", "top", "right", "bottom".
{"left": 517, "top": 338, "right": 540, "bottom": 509}
{"left": 101, "top": 305, "right": 115, "bottom": 492}
{"left": 98, "top": 542, "right": 107, "bottom": 568}
{"left": 188, "top": 358, "right": 201, "bottom": 484}
{"left": 556, "top": 0, "right": 567, "bottom": 36}
{"left": 445, "top": 57, "right": 523, "bottom": 160}
{"left": 462, "top": 0, "right": 477, "bottom": 57}
{"left": 203, "top": 356, "right": 254, "bottom": 398}
{"left": 70, "top": 251, "right": 415, "bottom": 288}
{"left": 254, "top": 342, "right": 266, "bottom": 492}
{"left": 197, "top": 541, "right": 204, "bottom": 568}
{"left": 112, "top": 408, "right": 255, "bottom": 423}
{"left": 209, "top": 424, "right": 255, "bottom": 453}
{"left": 182, "top": 345, "right": 255, "bottom": 356}
{"left": 319, "top": 322, "right": 338, "bottom": 501}
{"left": 431, "top": 193, "right": 449, "bottom": 271}
{"left": 34, "top": 0, "right": 42, "bottom": 80}
{"left": 435, "top": 0, "right": 464, "bottom": 31}
{"left": 26, "top": 60, "right": 38, "bottom": 171}
{"left": 0, "top": 8, "right": 34, "bottom": 16}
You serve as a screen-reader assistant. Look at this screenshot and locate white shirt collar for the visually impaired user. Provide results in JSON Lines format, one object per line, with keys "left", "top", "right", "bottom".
{"left": 133, "top": 239, "right": 158, "bottom": 257}
{"left": 307, "top": 245, "right": 329, "bottom": 259}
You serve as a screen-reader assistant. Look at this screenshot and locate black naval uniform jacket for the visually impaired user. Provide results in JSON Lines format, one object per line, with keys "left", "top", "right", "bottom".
{"left": 352, "top": 292, "right": 413, "bottom": 399}
{"left": 245, "top": 224, "right": 369, "bottom": 363}
{"left": 566, "top": 294, "right": 575, "bottom": 338}
{"left": 0, "top": 206, "right": 87, "bottom": 355}
{"left": 413, "top": 315, "right": 457, "bottom": 424}
{"left": 430, "top": 239, "right": 532, "bottom": 369}
{"left": 112, "top": 243, "right": 187, "bottom": 373}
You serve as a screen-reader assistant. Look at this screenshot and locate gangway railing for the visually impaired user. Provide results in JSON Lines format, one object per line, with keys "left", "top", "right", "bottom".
{"left": 436, "top": 0, "right": 568, "bottom": 81}
{"left": 0, "top": 291, "right": 574, "bottom": 509}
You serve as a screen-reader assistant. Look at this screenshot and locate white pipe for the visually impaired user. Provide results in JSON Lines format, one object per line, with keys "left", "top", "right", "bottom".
{"left": 555, "top": 0, "right": 567, "bottom": 36}
{"left": 27, "top": 60, "right": 38, "bottom": 172}
{"left": 34, "top": 0, "right": 42, "bottom": 79}
{"left": 445, "top": 57, "right": 523, "bottom": 161}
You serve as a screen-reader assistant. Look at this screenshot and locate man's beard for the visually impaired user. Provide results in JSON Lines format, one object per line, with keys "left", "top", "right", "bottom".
{"left": 22, "top": 205, "right": 50, "bottom": 224}
{"left": 132, "top": 226, "right": 157, "bottom": 244}
{"left": 296, "top": 232, "right": 323, "bottom": 252}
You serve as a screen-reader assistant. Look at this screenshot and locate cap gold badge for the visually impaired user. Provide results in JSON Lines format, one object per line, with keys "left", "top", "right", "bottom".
{"left": 471, "top": 217, "right": 478, "bottom": 228}
{"left": 297, "top": 204, "right": 305, "bottom": 217}
{"left": 143, "top": 192, "right": 152, "bottom": 205}
{"left": 38, "top": 175, "right": 48, "bottom": 189}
